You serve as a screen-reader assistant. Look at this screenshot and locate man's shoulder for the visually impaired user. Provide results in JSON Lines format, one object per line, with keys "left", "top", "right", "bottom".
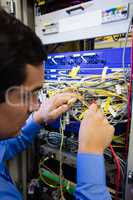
{"left": 0, "top": 175, "right": 23, "bottom": 200}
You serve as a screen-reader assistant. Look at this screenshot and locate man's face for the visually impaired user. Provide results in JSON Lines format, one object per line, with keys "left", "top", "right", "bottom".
{"left": 0, "top": 64, "right": 44, "bottom": 139}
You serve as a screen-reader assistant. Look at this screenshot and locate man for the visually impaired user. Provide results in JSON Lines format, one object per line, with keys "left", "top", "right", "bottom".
{"left": 0, "top": 8, "right": 114, "bottom": 200}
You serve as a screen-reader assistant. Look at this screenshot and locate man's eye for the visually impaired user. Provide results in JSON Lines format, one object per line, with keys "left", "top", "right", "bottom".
{"left": 32, "top": 90, "right": 41, "bottom": 98}
{"left": 32, "top": 90, "right": 40, "bottom": 97}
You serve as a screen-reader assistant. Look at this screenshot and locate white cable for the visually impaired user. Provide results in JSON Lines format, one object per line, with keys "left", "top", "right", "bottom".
{"left": 122, "top": 17, "right": 132, "bottom": 89}
{"left": 59, "top": 118, "right": 65, "bottom": 200}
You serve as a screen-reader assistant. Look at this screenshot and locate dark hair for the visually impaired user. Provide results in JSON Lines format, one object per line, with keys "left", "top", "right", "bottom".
{"left": 0, "top": 8, "right": 47, "bottom": 102}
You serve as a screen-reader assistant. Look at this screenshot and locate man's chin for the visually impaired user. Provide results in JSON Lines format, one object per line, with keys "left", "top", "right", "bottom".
{"left": 10, "top": 130, "right": 21, "bottom": 137}
{"left": 12, "top": 123, "right": 26, "bottom": 137}
{"left": 0, "top": 130, "right": 21, "bottom": 139}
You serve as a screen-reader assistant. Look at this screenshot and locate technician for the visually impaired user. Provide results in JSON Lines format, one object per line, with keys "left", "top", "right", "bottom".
{"left": 0, "top": 8, "right": 114, "bottom": 200}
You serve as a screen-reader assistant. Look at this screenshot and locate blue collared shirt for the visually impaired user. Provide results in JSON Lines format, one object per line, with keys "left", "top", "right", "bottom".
{"left": 75, "top": 154, "right": 112, "bottom": 200}
{"left": 0, "top": 116, "right": 112, "bottom": 200}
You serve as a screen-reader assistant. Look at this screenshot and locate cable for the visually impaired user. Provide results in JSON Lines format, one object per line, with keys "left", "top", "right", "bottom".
{"left": 59, "top": 118, "right": 65, "bottom": 200}
{"left": 109, "top": 144, "right": 121, "bottom": 200}
{"left": 39, "top": 158, "right": 60, "bottom": 189}
{"left": 44, "top": 75, "right": 128, "bottom": 125}
{"left": 122, "top": 19, "right": 132, "bottom": 157}
{"left": 122, "top": 17, "right": 132, "bottom": 87}
{"left": 125, "top": 17, "right": 133, "bottom": 155}
{"left": 40, "top": 46, "right": 130, "bottom": 199}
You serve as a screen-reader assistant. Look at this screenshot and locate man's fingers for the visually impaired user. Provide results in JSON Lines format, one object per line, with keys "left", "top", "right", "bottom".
{"left": 108, "top": 125, "right": 115, "bottom": 136}
{"left": 50, "top": 104, "right": 69, "bottom": 119}
{"left": 67, "top": 97, "right": 77, "bottom": 107}
{"left": 103, "top": 117, "right": 109, "bottom": 125}
{"left": 54, "top": 93, "right": 77, "bottom": 107}
{"left": 89, "top": 103, "right": 98, "bottom": 112}
{"left": 85, "top": 103, "right": 98, "bottom": 118}
{"left": 96, "top": 110, "right": 105, "bottom": 121}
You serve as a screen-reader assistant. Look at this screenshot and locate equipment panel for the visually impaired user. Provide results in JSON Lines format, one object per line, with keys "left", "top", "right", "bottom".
{"left": 45, "top": 48, "right": 131, "bottom": 81}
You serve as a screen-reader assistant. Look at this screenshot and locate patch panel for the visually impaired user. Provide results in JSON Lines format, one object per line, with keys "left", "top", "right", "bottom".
{"left": 45, "top": 48, "right": 131, "bottom": 81}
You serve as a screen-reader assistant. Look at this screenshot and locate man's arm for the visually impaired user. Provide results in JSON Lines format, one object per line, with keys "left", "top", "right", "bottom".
{"left": 75, "top": 154, "right": 112, "bottom": 200}
{"left": 3, "top": 114, "right": 42, "bottom": 161}
{"left": 75, "top": 104, "right": 114, "bottom": 200}
{"left": 2, "top": 93, "right": 76, "bottom": 161}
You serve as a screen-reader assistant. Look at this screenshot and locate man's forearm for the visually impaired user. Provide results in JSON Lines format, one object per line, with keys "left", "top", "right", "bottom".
{"left": 75, "top": 153, "right": 112, "bottom": 200}
{"left": 3, "top": 115, "right": 43, "bottom": 161}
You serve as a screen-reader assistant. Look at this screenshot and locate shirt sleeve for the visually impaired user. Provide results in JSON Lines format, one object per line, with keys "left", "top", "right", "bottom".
{"left": 0, "top": 176, "right": 23, "bottom": 200}
{"left": 75, "top": 153, "right": 112, "bottom": 200}
{"left": 3, "top": 114, "right": 43, "bottom": 161}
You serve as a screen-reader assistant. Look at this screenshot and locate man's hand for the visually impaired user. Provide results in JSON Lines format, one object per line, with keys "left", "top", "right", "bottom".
{"left": 33, "top": 93, "right": 77, "bottom": 124}
{"left": 78, "top": 104, "right": 114, "bottom": 154}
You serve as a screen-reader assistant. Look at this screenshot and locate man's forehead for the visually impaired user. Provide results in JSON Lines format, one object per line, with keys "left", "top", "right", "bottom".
{"left": 22, "top": 64, "right": 44, "bottom": 92}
